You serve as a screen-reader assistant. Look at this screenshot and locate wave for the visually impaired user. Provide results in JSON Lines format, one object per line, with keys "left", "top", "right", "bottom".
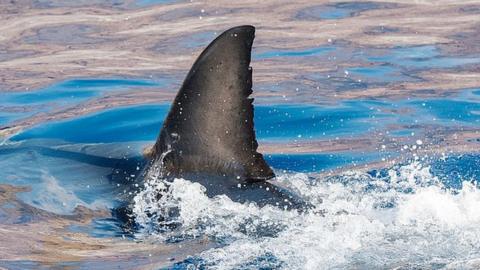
{"left": 132, "top": 161, "right": 480, "bottom": 269}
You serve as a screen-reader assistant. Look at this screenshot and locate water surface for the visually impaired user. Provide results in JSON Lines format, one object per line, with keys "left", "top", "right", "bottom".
{"left": 1, "top": 1, "right": 480, "bottom": 269}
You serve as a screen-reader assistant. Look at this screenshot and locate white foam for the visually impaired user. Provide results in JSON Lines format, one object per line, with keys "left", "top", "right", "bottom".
{"left": 133, "top": 161, "right": 480, "bottom": 269}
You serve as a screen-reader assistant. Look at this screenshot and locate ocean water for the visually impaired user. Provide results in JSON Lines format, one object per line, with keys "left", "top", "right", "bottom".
{"left": 1, "top": 1, "right": 480, "bottom": 269}
{"left": 1, "top": 77, "right": 480, "bottom": 268}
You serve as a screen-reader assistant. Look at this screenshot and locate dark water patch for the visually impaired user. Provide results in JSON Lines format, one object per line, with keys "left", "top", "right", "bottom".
{"left": 296, "top": 2, "right": 399, "bottom": 20}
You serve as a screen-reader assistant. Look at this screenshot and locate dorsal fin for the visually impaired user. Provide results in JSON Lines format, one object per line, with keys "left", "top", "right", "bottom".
{"left": 152, "top": 25, "right": 274, "bottom": 182}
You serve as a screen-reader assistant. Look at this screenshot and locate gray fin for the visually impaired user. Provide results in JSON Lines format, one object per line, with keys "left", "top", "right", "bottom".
{"left": 153, "top": 25, "right": 274, "bottom": 182}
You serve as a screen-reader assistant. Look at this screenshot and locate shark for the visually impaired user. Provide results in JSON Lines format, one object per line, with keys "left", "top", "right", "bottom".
{"left": 143, "top": 25, "right": 305, "bottom": 209}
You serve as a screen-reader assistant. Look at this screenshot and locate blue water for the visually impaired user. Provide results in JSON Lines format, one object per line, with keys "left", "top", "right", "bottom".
{"left": 10, "top": 101, "right": 380, "bottom": 143}
{"left": 255, "top": 103, "right": 384, "bottom": 140}
{"left": 3, "top": 98, "right": 427, "bottom": 143}
{"left": 1, "top": 78, "right": 159, "bottom": 105}
{"left": 2, "top": 78, "right": 478, "bottom": 224}
{"left": 11, "top": 104, "right": 170, "bottom": 143}
{"left": 0, "top": 53, "right": 479, "bottom": 270}
{"left": 2, "top": 0, "right": 480, "bottom": 268}
{"left": 0, "top": 111, "right": 29, "bottom": 126}
{"left": 0, "top": 78, "right": 163, "bottom": 127}
{"left": 412, "top": 98, "right": 480, "bottom": 125}
{"left": 5, "top": 80, "right": 479, "bottom": 145}
{"left": 266, "top": 152, "right": 381, "bottom": 172}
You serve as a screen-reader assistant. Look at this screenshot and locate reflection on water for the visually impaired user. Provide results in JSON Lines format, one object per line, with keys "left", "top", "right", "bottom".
{"left": 1, "top": 0, "right": 480, "bottom": 269}
{"left": 366, "top": 45, "right": 480, "bottom": 69}
{"left": 255, "top": 46, "right": 335, "bottom": 59}
{"left": 296, "top": 2, "right": 398, "bottom": 20}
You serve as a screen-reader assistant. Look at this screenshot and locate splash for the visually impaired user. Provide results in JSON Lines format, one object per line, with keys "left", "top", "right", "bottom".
{"left": 132, "top": 161, "right": 480, "bottom": 269}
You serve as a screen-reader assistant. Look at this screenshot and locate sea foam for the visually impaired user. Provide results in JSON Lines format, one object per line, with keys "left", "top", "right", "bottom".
{"left": 133, "top": 161, "right": 480, "bottom": 269}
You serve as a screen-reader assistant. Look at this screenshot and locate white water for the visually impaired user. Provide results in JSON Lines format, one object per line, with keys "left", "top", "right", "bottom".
{"left": 133, "top": 161, "right": 480, "bottom": 269}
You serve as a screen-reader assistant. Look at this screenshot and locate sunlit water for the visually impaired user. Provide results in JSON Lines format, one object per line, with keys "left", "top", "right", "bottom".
{"left": 2, "top": 1, "right": 480, "bottom": 269}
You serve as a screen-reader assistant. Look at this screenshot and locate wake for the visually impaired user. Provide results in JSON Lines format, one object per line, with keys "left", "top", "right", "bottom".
{"left": 132, "top": 160, "right": 480, "bottom": 269}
